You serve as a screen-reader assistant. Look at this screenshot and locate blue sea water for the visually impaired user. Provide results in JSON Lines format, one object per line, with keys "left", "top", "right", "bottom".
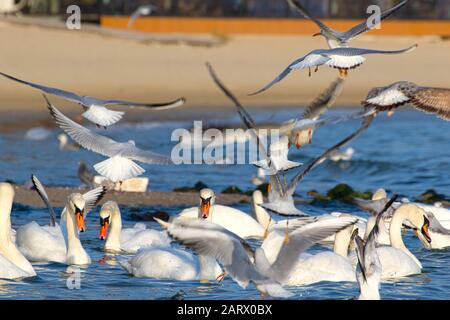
{"left": 0, "top": 108, "right": 449, "bottom": 300}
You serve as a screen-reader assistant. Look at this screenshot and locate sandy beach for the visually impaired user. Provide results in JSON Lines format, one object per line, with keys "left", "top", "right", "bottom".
{"left": 0, "top": 17, "right": 449, "bottom": 130}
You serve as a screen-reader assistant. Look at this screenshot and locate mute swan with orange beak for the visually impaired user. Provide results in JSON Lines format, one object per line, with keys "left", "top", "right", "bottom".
{"left": 99, "top": 201, "right": 170, "bottom": 253}
{"left": 0, "top": 183, "right": 36, "bottom": 280}
{"left": 177, "top": 188, "right": 265, "bottom": 239}
{"left": 16, "top": 175, "right": 105, "bottom": 265}
{"left": 351, "top": 203, "right": 431, "bottom": 279}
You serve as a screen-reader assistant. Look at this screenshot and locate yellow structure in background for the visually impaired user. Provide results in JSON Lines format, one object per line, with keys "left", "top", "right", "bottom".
{"left": 101, "top": 16, "right": 450, "bottom": 36}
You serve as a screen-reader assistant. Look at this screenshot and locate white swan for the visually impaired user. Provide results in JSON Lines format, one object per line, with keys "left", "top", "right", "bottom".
{"left": 351, "top": 204, "right": 431, "bottom": 279}
{"left": 157, "top": 215, "right": 358, "bottom": 297}
{"left": 99, "top": 201, "right": 171, "bottom": 253}
{"left": 120, "top": 247, "right": 223, "bottom": 281}
{"left": 16, "top": 175, "right": 105, "bottom": 265}
{"left": 260, "top": 216, "right": 358, "bottom": 285}
{"left": 177, "top": 189, "right": 265, "bottom": 239}
{"left": 0, "top": 183, "right": 36, "bottom": 280}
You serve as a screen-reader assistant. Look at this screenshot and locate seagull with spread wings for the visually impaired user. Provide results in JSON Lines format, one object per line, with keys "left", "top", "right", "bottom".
{"left": 287, "top": 0, "right": 408, "bottom": 49}
{"left": 45, "top": 96, "right": 172, "bottom": 183}
{"left": 206, "top": 62, "right": 375, "bottom": 241}
{"left": 0, "top": 71, "right": 186, "bottom": 128}
{"left": 249, "top": 45, "right": 417, "bottom": 95}
{"left": 363, "top": 81, "right": 450, "bottom": 120}
{"left": 284, "top": 77, "right": 346, "bottom": 149}
{"left": 156, "top": 215, "right": 357, "bottom": 298}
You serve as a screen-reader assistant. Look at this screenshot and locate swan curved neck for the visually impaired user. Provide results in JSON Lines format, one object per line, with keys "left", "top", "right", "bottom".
{"left": 105, "top": 209, "right": 122, "bottom": 251}
{"left": 0, "top": 193, "right": 35, "bottom": 275}
{"left": 252, "top": 200, "right": 271, "bottom": 229}
{"left": 389, "top": 206, "right": 420, "bottom": 266}
{"left": 65, "top": 206, "right": 85, "bottom": 257}
{"left": 333, "top": 225, "right": 353, "bottom": 258}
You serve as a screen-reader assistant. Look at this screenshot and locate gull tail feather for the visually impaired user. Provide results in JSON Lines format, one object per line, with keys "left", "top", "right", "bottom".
{"left": 82, "top": 106, "right": 124, "bottom": 127}
{"left": 94, "top": 156, "right": 145, "bottom": 182}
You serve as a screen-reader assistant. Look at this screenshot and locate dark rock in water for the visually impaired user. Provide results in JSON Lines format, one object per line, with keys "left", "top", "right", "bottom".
{"left": 244, "top": 183, "right": 270, "bottom": 197}
{"left": 173, "top": 181, "right": 208, "bottom": 193}
{"left": 327, "top": 183, "right": 355, "bottom": 201}
{"left": 307, "top": 190, "right": 331, "bottom": 203}
{"left": 308, "top": 184, "right": 372, "bottom": 203}
{"left": 129, "top": 210, "right": 170, "bottom": 222}
{"left": 169, "top": 290, "right": 185, "bottom": 300}
{"left": 222, "top": 185, "right": 244, "bottom": 194}
{"left": 419, "top": 189, "right": 448, "bottom": 204}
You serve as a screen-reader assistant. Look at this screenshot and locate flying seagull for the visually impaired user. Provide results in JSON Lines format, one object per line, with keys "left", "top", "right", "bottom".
{"left": 354, "top": 195, "right": 397, "bottom": 300}
{"left": 156, "top": 216, "right": 357, "bottom": 297}
{"left": 363, "top": 81, "right": 450, "bottom": 121}
{"left": 206, "top": 62, "right": 375, "bottom": 241}
{"left": 45, "top": 96, "right": 172, "bottom": 183}
{"left": 0, "top": 71, "right": 186, "bottom": 128}
{"left": 249, "top": 45, "right": 417, "bottom": 95}
{"left": 287, "top": 0, "right": 408, "bottom": 48}
{"left": 285, "top": 77, "right": 346, "bottom": 149}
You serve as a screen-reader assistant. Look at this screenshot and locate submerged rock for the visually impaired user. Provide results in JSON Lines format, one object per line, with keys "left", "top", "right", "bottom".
{"left": 129, "top": 210, "right": 170, "bottom": 222}
{"left": 308, "top": 184, "right": 372, "bottom": 203}
{"left": 173, "top": 181, "right": 208, "bottom": 193}
{"left": 222, "top": 185, "right": 244, "bottom": 194}
{"left": 419, "top": 189, "right": 448, "bottom": 204}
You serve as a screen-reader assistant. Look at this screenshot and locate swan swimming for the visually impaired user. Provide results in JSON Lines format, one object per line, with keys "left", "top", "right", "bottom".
{"left": 16, "top": 175, "right": 106, "bottom": 265}
{"left": 99, "top": 201, "right": 171, "bottom": 253}
{"left": 0, "top": 183, "right": 36, "bottom": 280}
{"left": 177, "top": 188, "right": 265, "bottom": 239}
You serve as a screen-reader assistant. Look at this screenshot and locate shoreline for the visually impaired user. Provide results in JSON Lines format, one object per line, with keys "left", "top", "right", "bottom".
{"left": 13, "top": 185, "right": 251, "bottom": 209}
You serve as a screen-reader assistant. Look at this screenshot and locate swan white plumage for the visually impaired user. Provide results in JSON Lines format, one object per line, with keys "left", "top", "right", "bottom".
{"left": 177, "top": 189, "right": 265, "bottom": 239}
{"left": 0, "top": 183, "right": 36, "bottom": 280}
{"left": 99, "top": 201, "right": 171, "bottom": 253}
{"left": 260, "top": 216, "right": 358, "bottom": 285}
{"left": 351, "top": 204, "right": 431, "bottom": 279}
{"left": 119, "top": 247, "right": 223, "bottom": 281}
{"left": 157, "top": 215, "right": 358, "bottom": 297}
{"left": 16, "top": 175, "right": 105, "bottom": 265}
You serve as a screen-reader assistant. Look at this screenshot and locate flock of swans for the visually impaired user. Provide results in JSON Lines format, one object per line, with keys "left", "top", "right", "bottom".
{"left": 1, "top": 0, "right": 449, "bottom": 300}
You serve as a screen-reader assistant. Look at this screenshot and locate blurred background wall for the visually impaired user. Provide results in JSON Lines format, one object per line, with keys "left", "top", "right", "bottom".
{"left": 13, "top": 0, "right": 450, "bottom": 19}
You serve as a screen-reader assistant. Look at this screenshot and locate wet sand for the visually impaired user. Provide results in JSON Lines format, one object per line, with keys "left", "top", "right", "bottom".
{"left": 0, "top": 17, "right": 449, "bottom": 131}
{"left": 13, "top": 185, "right": 251, "bottom": 208}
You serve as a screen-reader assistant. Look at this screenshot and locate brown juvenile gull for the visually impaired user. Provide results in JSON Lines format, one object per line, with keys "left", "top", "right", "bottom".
{"left": 363, "top": 81, "right": 450, "bottom": 120}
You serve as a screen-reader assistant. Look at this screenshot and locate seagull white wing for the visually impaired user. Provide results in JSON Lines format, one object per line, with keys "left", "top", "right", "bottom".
{"left": 270, "top": 216, "right": 358, "bottom": 283}
{"left": 46, "top": 97, "right": 121, "bottom": 157}
{"left": 249, "top": 53, "right": 330, "bottom": 96}
{"left": 426, "top": 211, "right": 450, "bottom": 235}
{"left": 287, "top": 0, "right": 339, "bottom": 40}
{"left": 286, "top": 114, "right": 375, "bottom": 196}
{"left": 0, "top": 71, "right": 83, "bottom": 104}
{"left": 352, "top": 197, "right": 388, "bottom": 216}
{"left": 46, "top": 97, "right": 171, "bottom": 164}
{"left": 206, "top": 63, "right": 285, "bottom": 195}
{"left": 98, "top": 97, "right": 186, "bottom": 111}
{"left": 342, "top": 0, "right": 408, "bottom": 40}
{"left": 301, "top": 77, "right": 346, "bottom": 120}
{"left": 30, "top": 174, "right": 56, "bottom": 227}
{"left": 82, "top": 186, "right": 107, "bottom": 214}
{"left": 159, "top": 218, "right": 267, "bottom": 288}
